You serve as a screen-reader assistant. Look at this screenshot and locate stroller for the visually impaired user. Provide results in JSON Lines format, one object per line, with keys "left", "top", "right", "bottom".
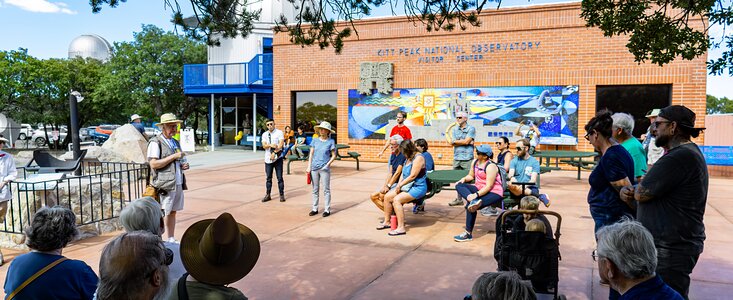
{"left": 494, "top": 209, "right": 566, "bottom": 300}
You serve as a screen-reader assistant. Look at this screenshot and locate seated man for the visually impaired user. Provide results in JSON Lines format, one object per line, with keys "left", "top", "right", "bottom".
{"left": 596, "top": 219, "right": 683, "bottom": 299}
{"left": 507, "top": 139, "right": 550, "bottom": 207}
{"left": 370, "top": 134, "right": 405, "bottom": 211}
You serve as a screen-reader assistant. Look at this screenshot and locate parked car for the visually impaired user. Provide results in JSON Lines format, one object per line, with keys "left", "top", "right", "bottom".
{"left": 31, "top": 127, "right": 68, "bottom": 147}
{"left": 144, "top": 127, "right": 160, "bottom": 139}
{"left": 17, "top": 124, "right": 34, "bottom": 140}
{"left": 95, "top": 124, "right": 121, "bottom": 136}
{"left": 79, "top": 126, "right": 97, "bottom": 142}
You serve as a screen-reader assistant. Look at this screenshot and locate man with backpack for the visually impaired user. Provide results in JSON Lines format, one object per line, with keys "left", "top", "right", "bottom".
{"left": 508, "top": 139, "right": 551, "bottom": 207}
{"left": 452, "top": 145, "right": 507, "bottom": 242}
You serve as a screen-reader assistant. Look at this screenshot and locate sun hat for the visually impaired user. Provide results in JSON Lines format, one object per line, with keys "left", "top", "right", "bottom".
{"left": 155, "top": 113, "right": 182, "bottom": 127}
{"left": 180, "top": 213, "right": 260, "bottom": 285}
{"left": 475, "top": 144, "right": 493, "bottom": 157}
{"left": 130, "top": 114, "right": 142, "bottom": 122}
{"left": 0, "top": 136, "right": 8, "bottom": 144}
{"left": 645, "top": 109, "right": 661, "bottom": 118}
{"left": 314, "top": 121, "right": 335, "bottom": 133}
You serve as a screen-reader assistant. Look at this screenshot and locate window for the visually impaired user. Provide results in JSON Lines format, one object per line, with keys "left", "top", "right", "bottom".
{"left": 293, "top": 91, "right": 337, "bottom": 141}
{"left": 596, "top": 84, "right": 672, "bottom": 137}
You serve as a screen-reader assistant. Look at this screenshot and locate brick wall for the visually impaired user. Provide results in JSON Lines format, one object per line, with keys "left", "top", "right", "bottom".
{"left": 273, "top": 3, "right": 708, "bottom": 165}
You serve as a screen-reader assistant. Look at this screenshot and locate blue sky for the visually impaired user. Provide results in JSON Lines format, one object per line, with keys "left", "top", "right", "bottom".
{"left": 0, "top": 0, "right": 730, "bottom": 98}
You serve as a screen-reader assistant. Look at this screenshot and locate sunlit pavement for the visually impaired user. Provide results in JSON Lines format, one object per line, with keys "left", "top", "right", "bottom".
{"left": 2, "top": 151, "right": 731, "bottom": 299}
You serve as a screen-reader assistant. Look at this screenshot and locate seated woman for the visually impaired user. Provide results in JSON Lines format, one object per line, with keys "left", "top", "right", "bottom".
{"left": 4, "top": 206, "right": 98, "bottom": 299}
{"left": 378, "top": 140, "right": 427, "bottom": 236}
{"left": 453, "top": 144, "right": 505, "bottom": 242}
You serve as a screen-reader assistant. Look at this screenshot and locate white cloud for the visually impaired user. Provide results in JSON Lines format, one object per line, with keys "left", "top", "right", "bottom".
{"left": 5, "top": 0, "right": 77, "bottom": 15}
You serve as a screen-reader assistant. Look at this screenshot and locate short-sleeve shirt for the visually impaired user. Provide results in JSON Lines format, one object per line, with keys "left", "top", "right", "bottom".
{"left": 262, "top": 129, "right": 284, "bottom": 164}
{"left": 390, "top": 125, "right": 412, "bottom": 140}
{"left": 422, "top": 151, "right": 435, "bottom": 172}
{"left": 147, "top": 138, "right": 183, "bottom": 184}
{"left": 521, "top": 128, "right": 540, "bottom": 147}
{"left": 621, "top": 138, "right": 647, "bottom": 178}
{"left": 389, "top": 153, "right": 406, "bottom": 175}
{"left": 452, "top": 124, "right": 476, "bottom": 161}
{"left": 4, "top": 252, "right": 98, "bottom": 300}
{"left": 639, "top": 143, "right": 708, "bottom": 254}
{"left": 509, "top": 156, "right": 540, "bottom": 183}
{"left": 587, "top": 145, "right": 635, "bottom": 216}
{"left": 309, "top": 137, "right": 335, "bottom": 170}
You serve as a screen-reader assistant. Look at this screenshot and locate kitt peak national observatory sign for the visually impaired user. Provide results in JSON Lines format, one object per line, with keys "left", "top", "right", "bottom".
{"left": 375, "top": 41, "right": 541, "bottom": 63}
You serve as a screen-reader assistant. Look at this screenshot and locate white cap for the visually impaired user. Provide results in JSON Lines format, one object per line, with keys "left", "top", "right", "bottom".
{"left": 130, "top": 114, "right": 142, "bottom": 122}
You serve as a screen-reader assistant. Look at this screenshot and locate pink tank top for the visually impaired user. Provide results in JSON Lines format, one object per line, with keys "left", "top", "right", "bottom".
{"left": 474, "top": 160, "right": 504, "bottom": 196}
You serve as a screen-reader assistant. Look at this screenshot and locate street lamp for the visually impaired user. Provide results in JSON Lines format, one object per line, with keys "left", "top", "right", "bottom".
{"left": 69, "top": 90, "right": 83, "bottom": 175}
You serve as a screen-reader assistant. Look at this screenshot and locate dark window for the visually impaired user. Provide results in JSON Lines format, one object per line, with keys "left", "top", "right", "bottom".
{"left": 293, "top": 91, "right": 338, "bottom": 142}
{"left": 596, "top": 84, "right": 672, "bottom": 137}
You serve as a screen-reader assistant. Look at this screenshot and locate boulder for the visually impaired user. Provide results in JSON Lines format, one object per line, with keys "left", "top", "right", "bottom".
{"left": 60, "top": 146, "right": 129, "bottom": 163}
{"left": 101, "top": 124, "right": 148, "bottom": 163}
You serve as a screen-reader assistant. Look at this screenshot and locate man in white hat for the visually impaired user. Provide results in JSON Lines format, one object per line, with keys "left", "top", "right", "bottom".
{"left": 130, "top": 114, "right": 145, "bottom": 136}
{"left": 642, "top": 109, "right": 665, "bottom": 167}
{"left": 262, "top": 118, "right": 285, "bottom": 202}
{"left": 148, "top": 113, "right": 189, "bottom": 243}
{"left": 0, "top": 136, "right": 17, "bottom": 266}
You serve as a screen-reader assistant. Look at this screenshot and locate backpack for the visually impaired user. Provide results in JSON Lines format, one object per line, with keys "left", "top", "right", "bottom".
{"left": 474, "top": 159, "right": 508, "bottom": 191}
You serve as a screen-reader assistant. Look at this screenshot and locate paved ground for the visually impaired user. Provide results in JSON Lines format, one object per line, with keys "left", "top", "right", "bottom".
{"left": 2, "top": 150, "right": 732, "bottom": 299}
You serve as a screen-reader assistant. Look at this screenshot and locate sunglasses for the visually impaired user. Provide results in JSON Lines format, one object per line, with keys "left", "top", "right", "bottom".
{"left": 456, "top": 116, "right": 465, "bottom": 119}
{"left": 653, "top": 120, "right": 671, "bottom": 127}
{"left": 516, "top": 146, "right": 524, "bottom": 151}
{"left": 266, "top": 123, "right": 274, "bottom": 126}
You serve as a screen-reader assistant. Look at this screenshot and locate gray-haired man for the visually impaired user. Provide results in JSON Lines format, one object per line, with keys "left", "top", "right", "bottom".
{"left": 611, "top": 112, "right": 646, "bottom": 181}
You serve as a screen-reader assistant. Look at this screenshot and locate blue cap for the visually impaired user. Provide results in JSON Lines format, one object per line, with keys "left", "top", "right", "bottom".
{"left": 475, "top": 144, "right": 493, "bottom": 156}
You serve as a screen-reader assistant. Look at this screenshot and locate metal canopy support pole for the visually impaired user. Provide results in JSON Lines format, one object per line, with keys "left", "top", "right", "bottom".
{"left": 69, "top": 92, "right": 81, "bottom": 175}
{"left": 235, "top": 96, "right": 239, "bottom": 148}
{"left": 252, "top": 93, "right": 257, "bottom": 153}
{"left": 210, "top": 93, "right": 215, "bottom": 152}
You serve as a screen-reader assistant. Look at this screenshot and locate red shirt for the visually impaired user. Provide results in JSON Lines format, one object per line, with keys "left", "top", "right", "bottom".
{"left": 390, "top": 125, "right": 412, "bottom": 140}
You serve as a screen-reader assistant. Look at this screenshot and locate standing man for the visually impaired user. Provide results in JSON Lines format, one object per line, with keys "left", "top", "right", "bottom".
{"left": 130, "top": 114, "right": 145, "bottom": 136}
{"left": 0, "top": 136, "right": 17, "bottom": 266}
{"left": 515, "top": 119, "right": 541, "bottom": 154}
{"left": 448, "top": 111, "right": 476, "bottom": 206}
{"left": 642, "top": 109, "right": 665, "bottom": 168}
{"left": 262, "top": 119, "right": 285, "bottom": 202}
{"left": 148, "top": 113, "right": 189, "bottom": 243}
{"left": 508, "top": 139, "right": 551, "bottom": 207}
{"left": 612, "top": 112, "right": 647, "bottom": 181}
{"left": 377, "top": 111, "right": 412, "bottom": 158}
{"left": 620, "top": 105, "right": 708, "bottom": 299}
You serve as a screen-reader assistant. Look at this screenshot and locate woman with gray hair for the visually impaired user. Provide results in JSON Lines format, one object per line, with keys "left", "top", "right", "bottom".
{"left": 595, "top": 219, "right": 682, "bottom": 299}
{"left": 119, "top": 197, "right": 186, "bottom": 285}
{"left": 611, "top": 113, "right": 647, "bottom": 181}
{"left": 3, "top": 206, "right": 98, "bottom": 299}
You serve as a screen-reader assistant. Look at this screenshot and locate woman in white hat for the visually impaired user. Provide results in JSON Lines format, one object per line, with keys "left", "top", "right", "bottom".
{"left": 0, "top": 136, "right": 17, "bottom": 265}
{"left": 306, "top": 121, "right": 337, "bottom": 217}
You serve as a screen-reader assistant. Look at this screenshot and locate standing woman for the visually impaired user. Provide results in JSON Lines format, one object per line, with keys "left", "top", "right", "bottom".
{"left": 380, "top": 140, "right": 427, "bottom": 236}
{"left": 452, "top": 145, "right": 505, "bottom": 242}
{"left": 584, "top": 110, "right": 636, "bottom": 234}
{"left": 0, "top": 136, "right": 18, "bottom": 265}
{"left": 306, "top": 121, "right": 336, "bottom": 217}
{"left": 494, "top": 136, "right": 514, "bottom": 172}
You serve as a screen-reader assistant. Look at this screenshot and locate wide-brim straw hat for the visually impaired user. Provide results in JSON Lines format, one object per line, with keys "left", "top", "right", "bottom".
{"left": 155, "top": 113, "right": 183, "bottom": 126}
{"left": 645, "top": 109, "right": 661, "bottom": 118}
{"left": 180, "top": 213, "right": 260, "bottom": 285}
{"left": 314, "top": 121, "right": 335, "bottom": 133}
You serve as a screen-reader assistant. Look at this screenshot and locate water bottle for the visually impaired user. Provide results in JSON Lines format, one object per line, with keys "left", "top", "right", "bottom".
{"left": 390, "top": 215, "right": 397, "bottom": 230}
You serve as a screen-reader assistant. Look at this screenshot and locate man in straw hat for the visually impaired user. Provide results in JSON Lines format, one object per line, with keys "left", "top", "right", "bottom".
{"left": 148, "top": 113, "right": 189, "bottom": 243}
{"left": 262, "top": 118, "right": 285, "bottom": 202}
{"left": 0, "top": 136, "right": 17, "bottom": 265}
{"left": 171, "top": 213, "right": 259, "bottom": 299}
{"left": 642, "top": 108, "right": 665, "bottom": 167}
{"left": 620, "top": 105, "right": 708, "bottom": 298}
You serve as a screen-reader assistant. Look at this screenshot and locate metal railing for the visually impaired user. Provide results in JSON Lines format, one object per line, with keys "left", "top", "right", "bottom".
{"left": 183, "top": 53, "right": 273, "bottom": 88}
{"left": 1, "top": 161, "right": 149, "bottom": 234}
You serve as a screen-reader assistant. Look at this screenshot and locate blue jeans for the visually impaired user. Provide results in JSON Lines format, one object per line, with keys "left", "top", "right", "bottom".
{"left": 590, "top": 208, "right": 633, "bottom": 234}
{"left": 456, "top": 183, "right": 503, "bottom": 232}
{"left": 265, "top": 158, "right": 284, "bottom": 196}
{"left": 311, "top": 167, "right": 331, "bottom": 212}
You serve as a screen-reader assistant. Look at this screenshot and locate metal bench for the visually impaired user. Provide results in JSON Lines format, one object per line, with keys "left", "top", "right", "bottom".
{"left": 25, "top": 149, "right": 88, "bottom": 174}
{"left": 286, "top": 145, "right": 310, "bottom": 175}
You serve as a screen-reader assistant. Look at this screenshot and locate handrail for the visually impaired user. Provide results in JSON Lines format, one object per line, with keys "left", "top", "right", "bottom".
{"left": 183, "top": 53, "right": 273, "bottom": 89}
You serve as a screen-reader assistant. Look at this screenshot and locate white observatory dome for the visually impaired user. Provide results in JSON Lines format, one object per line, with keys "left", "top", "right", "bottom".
{"left": 68, "top": 34, "right": 112, "bottom": 62}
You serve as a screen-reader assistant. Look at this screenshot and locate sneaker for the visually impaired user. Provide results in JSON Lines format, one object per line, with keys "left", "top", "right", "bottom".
{"left": 448, "top": 198, "right": 464, "bottom": 206}
{"left": 412, "top": 204, "right": 419, "bottom": 214}
{"left": 417, "top": 204, "right": 425, "bottom": 212}
{"left": 539, "top": 194, "right": 551, "bottom": 207}
{"left": 453, "top": 231, "right": 473, "bottom": 242}
{"left": 308, "top": 210, "right": 318, "bottom": 216}
{"left": 480, "top": 207, "right": 501, "bottom": 217}
{"left": 322, "top": 211, "right": 331, "bottom": 217}
{"left": 467, "top": 199, "right": 482, "bottom": 213}
{"left": 279, "top": 195, "right": 286, "bottom": 202}
{"left": 167, "top": 237, "right": 178, "bottom": 244}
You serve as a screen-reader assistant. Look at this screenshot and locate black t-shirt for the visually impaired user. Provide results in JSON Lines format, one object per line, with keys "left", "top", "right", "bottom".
{"left": 588, "top": 145, "right": 636, "bottom": 216}
{"left": 639, "top": 143, "right": 708, "bottom": 254}
{"left": 389, "top": 153, "right": 406, "bottom": 176}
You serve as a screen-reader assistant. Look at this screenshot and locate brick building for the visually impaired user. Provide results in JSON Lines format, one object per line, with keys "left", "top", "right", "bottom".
{"left": 273, "top": 2, "right": 707, "bottom": 165}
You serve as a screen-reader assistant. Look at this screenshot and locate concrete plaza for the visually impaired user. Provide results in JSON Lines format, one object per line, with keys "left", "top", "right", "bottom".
{"left": 2, "top": 150, "right": 732, "bottom": 299}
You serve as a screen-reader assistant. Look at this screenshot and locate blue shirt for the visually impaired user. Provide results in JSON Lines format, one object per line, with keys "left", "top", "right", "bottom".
{"left": 309, "top": 137, "right": 335, "bottom": 170}
{"left": 619, "top": 275, "right": 683, "bottom": 300}
{"left": 452, "top": 124, "right": 476, "bottom": 161}
{"left": 132, "top": 122, "right": 145, "bottom": 135}
{"left": 4, "top": 252, "right": 98, "bottom": 300}
{"left": 509, "top": 156, "right": 540, "bottom": 183}
{"left": 389, "top": 153, "right": 407, "bottom": 175}
{"left": 422, "top": 151, "right": 435, "bottom": 172}
{"left": 588, "top": 145, "right": 635, "bottom": 216}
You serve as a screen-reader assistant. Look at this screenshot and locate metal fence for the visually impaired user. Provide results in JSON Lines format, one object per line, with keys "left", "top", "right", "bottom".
{"left": 1, "top": 161, "right": 149, "bottom": 234}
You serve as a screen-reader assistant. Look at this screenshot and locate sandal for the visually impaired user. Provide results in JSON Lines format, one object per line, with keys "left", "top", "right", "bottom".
{"left": 388, "top": 230, "right": 406, "bottom": 236}
{"left": 376, "top": 224, "right": 390, "bottom": 230}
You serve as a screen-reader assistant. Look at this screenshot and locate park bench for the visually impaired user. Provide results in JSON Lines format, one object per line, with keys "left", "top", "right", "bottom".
{"left": 286, "top": 145, "right": 310, "bottom": 175}
{"left": 559, "top": 159, "right": 596, "bottom": 170}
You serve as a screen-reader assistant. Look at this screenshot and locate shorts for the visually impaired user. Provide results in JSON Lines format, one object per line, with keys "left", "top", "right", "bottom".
{"left": 161, "top": 184, "right": 184, "bottom": 215}
{"left": 452, "top": 160, "right": 472, "bottom": 170}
